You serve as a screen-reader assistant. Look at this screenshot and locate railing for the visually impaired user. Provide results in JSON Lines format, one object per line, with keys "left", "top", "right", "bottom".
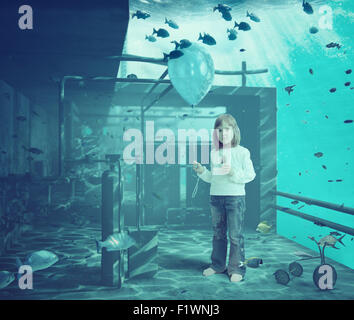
{"left": 272, "top": 190, "right": 354, "bottom": 236}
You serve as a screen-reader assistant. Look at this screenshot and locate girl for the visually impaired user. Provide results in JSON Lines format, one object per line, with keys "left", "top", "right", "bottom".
{"left": 193, "top": 113, "right": 256, "bottom": 283}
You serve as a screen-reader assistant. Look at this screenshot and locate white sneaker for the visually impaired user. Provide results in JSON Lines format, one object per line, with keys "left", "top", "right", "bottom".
{"left": 230, "top": 274, "right": 243, "bottom": 282}
{"left": 203, "top": 267, "right": 217, "bottom": 276}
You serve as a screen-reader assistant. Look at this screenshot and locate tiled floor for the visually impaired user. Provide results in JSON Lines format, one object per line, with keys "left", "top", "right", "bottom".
{"left": 0, "top": 212, "right": 353, "bottom": 300}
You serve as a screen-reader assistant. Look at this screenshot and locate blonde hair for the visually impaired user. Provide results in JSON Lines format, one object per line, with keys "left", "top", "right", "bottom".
{"left": 212, "top": 113, "right": 241, "bottom": 149}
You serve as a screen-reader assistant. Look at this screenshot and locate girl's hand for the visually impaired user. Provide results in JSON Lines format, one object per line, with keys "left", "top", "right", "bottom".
{"left": 216, "top": 164, "right": 235, "bottom": 176}
{"left": 214, "top": 154, "right": 234, "bottom": 176}
{"left": 193, "top": 161, "right": 204, "bottom": 174}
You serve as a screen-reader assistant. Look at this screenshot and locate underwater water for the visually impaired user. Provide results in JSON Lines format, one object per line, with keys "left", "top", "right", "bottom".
{"left": 123, "top": 0, "right": 354, "bottom": 268}
{"left": 0, "top": 0, "right": 353, "bottom": 302}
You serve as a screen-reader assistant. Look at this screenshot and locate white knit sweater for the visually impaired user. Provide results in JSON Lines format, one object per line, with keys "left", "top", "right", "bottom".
{"left": 197, "top": 145, "right": 256, "bottom": 196}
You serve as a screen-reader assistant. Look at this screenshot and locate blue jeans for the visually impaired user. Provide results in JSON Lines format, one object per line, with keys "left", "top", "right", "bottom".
{"left": 209, "top": 195, "right": 246, "bottom": 277}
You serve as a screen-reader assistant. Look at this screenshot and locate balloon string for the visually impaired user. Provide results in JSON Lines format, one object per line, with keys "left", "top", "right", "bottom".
{"left": 192, "top": 176, "right": 200, "bottom": 198}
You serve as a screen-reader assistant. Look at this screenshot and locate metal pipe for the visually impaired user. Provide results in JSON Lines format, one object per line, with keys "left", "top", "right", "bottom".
{"left": 275, "top": 205, "right": 354, "bottom": 236}
{"left": 143, "top": 84, "right": 174, "bottom": 113}
{"left": 141, "top": 69, "right": 169, "bottom": 108}
{"left": 216, "top": 68, "right": 268, "bottom": 75}
{"left": 136, "top": 163, "right": 141, "bottom": 231}
{"left": 137, "top": 69, "right": 169, "bottom": 228}
{"left": 104, "top": 55, "right": 268, "bottom": 76}
{"left": 63, "top": 76, "right": 171, "bottom": 84}
{"left": 241, "top": 61, "right": 246, "bottom": 86}
{"left": 80, "top": 113, "right": 218, "bottom": 119}
{"left": 105, "top": 54, "right": 167, "bottom": 66}
{"left": 273, "top": 190, "right": 354, "bottom": 216}
{"left": 58, "top": 78, "right": 66, "bottom": 177}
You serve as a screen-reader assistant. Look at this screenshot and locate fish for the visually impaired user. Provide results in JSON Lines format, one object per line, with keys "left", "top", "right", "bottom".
{"left": 240, "top": 48, "right": 246, "bottom": 52}
{"left": 0, "top": 150, "right": 6, "bottom": 154}
{"left": 285, "top": 85, "right": 296, "bottom": 95}
{"left": 171, "top": 40, "right": 179, "bottom": 50}
{"left": 227, "top": 28, "right": 237, "bottom": 40}
{"left": 22, "top": 146, "right": 44, "bottom": 154}
{"left": 326, "top": 42, "right": 341, "bottom": 49}
{"left": 0, "top": 271, "right": 15, "bottom": 289}
{"left": 12, "top": 134, "right": 18, "bottom": 139}
{"left": 132, "top": 10, "right": 150, "bottom": 20}
{"left": 213, "top": 4, "right": 232, "bottom": 13}
{"left": 153, "top": 28, "right": 169, "bottom": 38}
{"left": 95, "top": 232, "right": 137, "bottom": 253}
{"left": 309, "top": 68, "right": 313, "bottom": 74}
{"left": 171, "top": 39, "right": 192, "bottom": 50}
{"left": 322, "top": 165, "right": 327, "bottom": 169}
{"left": 318, "top": 234, "right": 345, "bottom": 248}
{"left": 344, "top": 82, "right": 351, "bottom": 87}
{"left": 127, "top": 74, "right": 137, "bottom": 79}
{"left": 302, "top": 0, "right": 314, "bottom": 14}
{"left": 16, "top": 116, "right": 27, "bottom": 121}
{"left": 213, "top": 4, "right": 232, "bottom": 21}
{"left": 345, "top": 69, "right": 352, "bottom": 74}
{"left": 26, "top": 156, "right": 34, "bottom": 161}
{"left": 239, "top": 257, "right": 263, "bottom": 268}
{"left": 234, "top": 20, "right": 251, "bottom": 31}
{"left": 328, "top": 180, "right": 333, "bottom": 182}
{"left": 54, "top": 200, "right": 72, "bottom": 211}
{"left": 198, "top": 33, "right": 216, "bottom": 46}
{"left": 329, "top": 88, "right": 336, "bottom": 93}
{"left": 256, "top": 221, "right": 272, "bottom": 233}
{"left": 163, "top": 50, "right": 184, "bottom": 62}
{"left": 165, "top": 17, "right": 179, "bottom": 29}
{"left": 309, "top": 26, "right": 318, "bottom": 34}
{"left": 344, "top": 119, "right": 353, "bottom": 123}
{"left": 16, "top": 250, "right": 59, "bottom": 273}
{"left": 179, "top": 39, "right": 192, "bottom": 49}
{"left": 221, "top": 11, "right": 232, "bottom": 21}
{"left": 314, "top": 152, "right": 323, "bottom": 158}
{"left": 31, "top": 110, "right": 40, "bottom": 117}
{"left": 291, "top": 200, "right": 299, "bottom": 205}
{"left": 152, "top": 192, "right": 163, "bottom": 200}
{"left": 336, "top": 179, "right": 343, "bottom": 182}
{"left": 246, "top": 11, "right": 260, "bottom": 22}
{"left": 145, "top": 34, "right": 157, "bottom": 42}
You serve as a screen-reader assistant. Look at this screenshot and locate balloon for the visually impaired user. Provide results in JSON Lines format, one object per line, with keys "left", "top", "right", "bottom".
{"left": 167, "top": 42, "right": 214, "bottom": 106}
